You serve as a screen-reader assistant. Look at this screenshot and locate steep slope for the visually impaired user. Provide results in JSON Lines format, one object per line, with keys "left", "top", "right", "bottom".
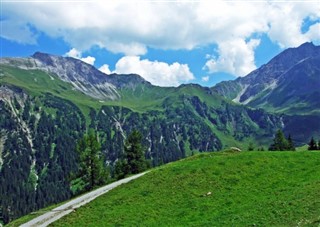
{"left": 49, "top": 151, "right": 320, "bottom": 226}
{"left": 213, "top": 42, "right": 320, "bottom": 114}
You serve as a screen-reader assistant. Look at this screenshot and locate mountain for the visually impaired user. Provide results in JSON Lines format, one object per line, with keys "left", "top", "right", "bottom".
{"left": 213, "top": 42, "right": 320, "bottom": 115}
{"left": 0, "top": 53, "right": 286, "bottom": 224}
{"left": 212, "top": 42, "right": 320, "bottom": 143}
{"left": 1, "top": 52, "right": 150, "bottom": 101}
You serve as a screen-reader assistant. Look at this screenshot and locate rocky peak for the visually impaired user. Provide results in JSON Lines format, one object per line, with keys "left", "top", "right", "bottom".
{"left": 212, "top": 42, "right": 320, "bottom": 114}
{"left": 31, "top": 52, "right": 151, "bottom": 100}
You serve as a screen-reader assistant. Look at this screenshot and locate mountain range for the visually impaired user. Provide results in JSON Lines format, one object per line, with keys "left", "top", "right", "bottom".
{"left": 0, "top": 42, "right": 319, "bottom": 223}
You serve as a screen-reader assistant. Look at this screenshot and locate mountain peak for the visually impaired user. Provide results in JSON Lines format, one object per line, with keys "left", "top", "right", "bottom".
{"left": 32, "top": 52, "right": 59, "bottom": 67}
{"left": 32, "top": 51, "right": 55, "bottom": 58}
{"left": 212, "top": 42, "right": 320, "bottom": 115}
{"left": 297, "top": 41, "right": 315, "bottom": 49}
{"left": 29, "top": 51, "right": 150, "bottom": 100}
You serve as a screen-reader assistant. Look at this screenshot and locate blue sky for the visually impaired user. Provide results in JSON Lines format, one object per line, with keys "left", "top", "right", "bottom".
{"left": 1, "top": 1, "right": 319, "bottom": 87}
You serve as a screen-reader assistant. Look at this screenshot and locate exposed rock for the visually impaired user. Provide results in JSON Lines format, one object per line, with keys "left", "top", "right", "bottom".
{"left": 229, "top": 147, "right": 242, "bottom": 152}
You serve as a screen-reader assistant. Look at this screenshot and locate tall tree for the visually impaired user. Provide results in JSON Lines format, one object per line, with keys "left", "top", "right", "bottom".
{"left": 308, "top": 137, "right": 318, "bottom": 150}
{"left": 269, "top": 130, "right": 289, "bottom": 151}
{"left": 124, "top": 130, "right": 148, "bottom": 174}
{"left": 248, "top": 142, "right": 254, "bottom": 151}
{"left": 115, "top": 130, "right": 148, "bottom": 179}
{"left": 287, "top": 134, "right": 296, "bottom": 151}
{"left": 76, "top": 130, "right": 107, "bottom": 190}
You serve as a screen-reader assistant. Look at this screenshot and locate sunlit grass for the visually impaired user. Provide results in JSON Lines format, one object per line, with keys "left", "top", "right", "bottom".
{"left": 52, "top": 151, "right": 320, "bottom": 226}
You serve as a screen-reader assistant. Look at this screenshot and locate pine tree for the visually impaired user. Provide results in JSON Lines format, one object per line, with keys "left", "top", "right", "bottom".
{"left": 269, "top": 130, "right": 288, "bottom": 151}
{"left": 76, "top": 129, "right": 107, "bottom": 190}
{"left": 287, "top": 134, "right": 295, "bottom": 151}
{"left": 248, "top": 142, "right": 254, "bottom": 151}
{"left": 114, "top": 130, "right": 148, "bottom": 180}
{"left": 308, "top": 137, "right": 318, "bottom": 150}
{"left": 124, "top": 130, "right": 148, "bottom": 175}
{"left": 318, "top": 140, "right": 320, "bottom": 150}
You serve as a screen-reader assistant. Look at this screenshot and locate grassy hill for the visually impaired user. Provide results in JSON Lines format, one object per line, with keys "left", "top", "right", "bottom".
{"left": 49, "top": 151, "right": 320, "bottom": 226}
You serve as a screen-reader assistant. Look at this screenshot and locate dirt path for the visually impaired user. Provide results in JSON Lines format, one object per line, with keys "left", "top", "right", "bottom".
{"left": 20, "top": 172, "right": 148, "bottom": 227}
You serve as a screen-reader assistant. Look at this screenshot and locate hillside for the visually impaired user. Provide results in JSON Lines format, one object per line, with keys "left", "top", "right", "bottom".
{"left": 49, "top": 151, "right": 320, "bottom": 226}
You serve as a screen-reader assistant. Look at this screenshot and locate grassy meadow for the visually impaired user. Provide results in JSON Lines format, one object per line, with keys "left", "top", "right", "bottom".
{"left": 50, "top": 151, "right": 320, "bottom": 226}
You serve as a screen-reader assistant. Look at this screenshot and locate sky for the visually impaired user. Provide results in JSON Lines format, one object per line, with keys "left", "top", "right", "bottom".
{"left": 1, "top": 0, "right": 320, "bottom": 87}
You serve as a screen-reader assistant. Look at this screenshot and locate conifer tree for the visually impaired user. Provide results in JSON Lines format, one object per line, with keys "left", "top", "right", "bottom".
{"left": 308, "top": 137, "right": 318, "bottom": 150}
{"left": 248, "top": 142, "right": 254, "bottom": 151}
{"left": 269, "top": 130, "right": 288, "bottom": 151}
{"left": 287, "top": 134, "right": 296, "bottom": 151}
{"left": 76, "top": 129, "right": 107, "bottom": 190}
{"left": 124, "top": 130, "right": 148, "bottom": 174}
{"left": 115, "top": 130, "right": 148, "bottom": 179}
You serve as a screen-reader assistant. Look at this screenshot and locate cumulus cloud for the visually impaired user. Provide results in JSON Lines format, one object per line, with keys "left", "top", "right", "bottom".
{"left": 114, "top": 56, "right": 194, "bottom": 87}
{"left": 201, "top": 76, "right": 209, "bottom": 82}
{"left": 305, "top": 23, "right": 320, "bottom": 41}
{"left": 65, "top": 48, "right": 95, "bottom": 65}
{"left": 204, "top": 39, "right": 261, "bottom": 77}
{"left": 65, "top": 48, "right": 81, "bottom": 59}
{"left": 266, "top": 3, "right": 316, "bottom": 48}
{"left": 99, "top": 64, "right": 111, "bottom": 74}
{"left": 80, "top": 56, "right": 96, "bottom": 65}
{"left": 2, "top": 1, "right": 320, "bottom": 76}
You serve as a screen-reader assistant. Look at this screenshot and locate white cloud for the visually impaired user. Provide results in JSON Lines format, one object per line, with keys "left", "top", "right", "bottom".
{"left": 65, "top": 48, "right": 95, "bottom": 65}
{"left": 2, "top": 1, "right": 320, "bottom": 76}
{"left": 114, "top": 56, "right": 194, "bottom": 87}
{"left": 80, "top": 56, "right": 95, "bottom": 65}
{"left": 204, "top": 39, "right": 260, "bottom": 77}
{"left": 65, "top": 48, "right": 81, "bottom": 59}
{"left": 3, "top": 2, "right": 319, "bottom": 51}
{"left": 99, "top": 64, "right": 111, "bottom": 75}
{"left": 201, "top": 76, "right": 209, "bottom": 82}
{"left": 305, "top": 23, "right": 320, "bottom": 41}
{"left": 266, "top": 3, "right": 314, "bottom": 48}
{"left": 1, "top": 20, "right": 38, "bottom": 45}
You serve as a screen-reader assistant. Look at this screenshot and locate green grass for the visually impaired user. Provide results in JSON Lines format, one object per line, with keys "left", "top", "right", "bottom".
{"left": 51, "top": 151, "right": 320, "bottom": 226}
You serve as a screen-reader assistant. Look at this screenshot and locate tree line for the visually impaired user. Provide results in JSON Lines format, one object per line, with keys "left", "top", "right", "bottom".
{"left": 268, "top": 129, "right": 320, "bottom": 151}
{"left": 308, "top": 137, "right": 320, "bottom": 150}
